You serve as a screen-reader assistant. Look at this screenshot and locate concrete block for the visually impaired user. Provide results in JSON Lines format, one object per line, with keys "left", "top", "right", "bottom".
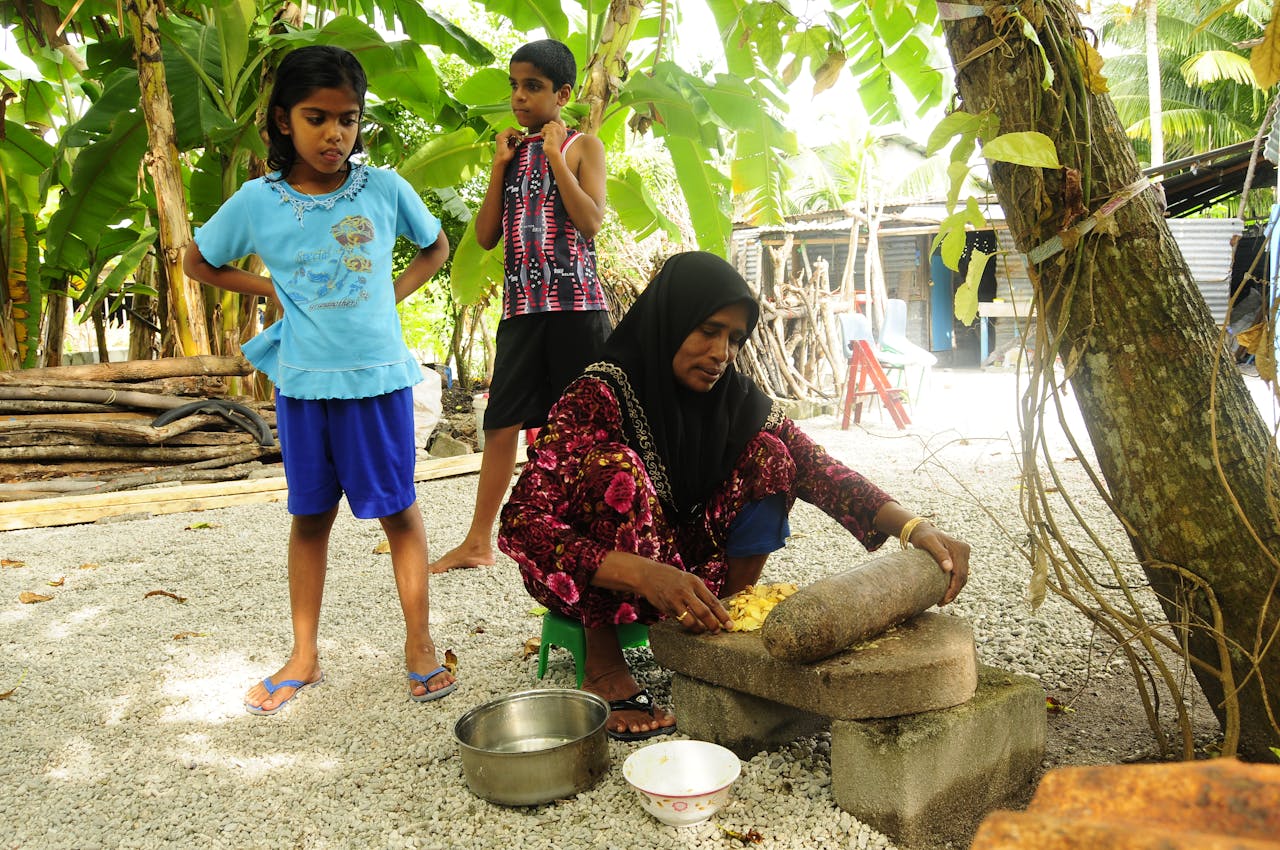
{"left": 775, "top": 398, "right": 836, "bottom": 421}
{"left": 670, "top": 673, "right": 828, "bottom": 759}
{"left": 831, "top": 665, "right": 1045, "bottom": 849}
{"left": 651, "top": 612, "right": 977, "bottom": 720}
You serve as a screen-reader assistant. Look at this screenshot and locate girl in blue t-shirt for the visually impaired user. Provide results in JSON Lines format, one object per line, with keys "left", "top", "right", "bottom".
{"left": 184, "top": 45, "right": 453, "bottom": 714}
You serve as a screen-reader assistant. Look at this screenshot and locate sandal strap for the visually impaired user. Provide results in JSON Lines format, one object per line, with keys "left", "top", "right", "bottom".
{"left": 407, "top": 666, "right": 447, "bottom": 685}
{"left": 262, "top": 676, "right": 307, "bottom": 695}
{"left": 608, "top": 688, "right": 656, "bottom": 717}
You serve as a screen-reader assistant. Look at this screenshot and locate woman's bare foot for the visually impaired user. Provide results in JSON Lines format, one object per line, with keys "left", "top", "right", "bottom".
{"left": 406, "top": 641, "right": 455, "bottom": 699}
{"left": 583, "top": 667, "right": 676, "bottom": 737}
{"left": 428, "top": 540, "right": 495, "bottom": 574}
{"left": 244, "top": 657, "right": 323, "bottom": 713}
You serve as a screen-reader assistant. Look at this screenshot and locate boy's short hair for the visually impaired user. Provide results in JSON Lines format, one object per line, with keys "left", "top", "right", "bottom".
{"left": 510, "top": 39, "right": 577, "bottom": 90}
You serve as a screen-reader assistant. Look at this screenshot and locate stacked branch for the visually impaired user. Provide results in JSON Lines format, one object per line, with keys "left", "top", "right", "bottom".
{"left": 0, "top": 355, "right": 280, "bottom": 500}
{"left": 735, "top": 236, "right": 851, "bottom": 404}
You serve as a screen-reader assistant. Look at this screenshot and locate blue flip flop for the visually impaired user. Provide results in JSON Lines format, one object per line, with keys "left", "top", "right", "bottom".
{"left": 244, "top": 672, "right": 324, "bottom": 716}
{"left": 408, "top": 665, "right": 457, "bottom": 703}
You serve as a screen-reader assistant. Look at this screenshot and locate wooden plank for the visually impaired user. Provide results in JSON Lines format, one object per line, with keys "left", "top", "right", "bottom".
{"left": 413, "top": 452, "right": 483, "bottom": 482}
{"left": 0, "top": 452, "right": 486, "bottom": 532}
{"left": 977, "top": 301, "right": 1027, "bottom": 318}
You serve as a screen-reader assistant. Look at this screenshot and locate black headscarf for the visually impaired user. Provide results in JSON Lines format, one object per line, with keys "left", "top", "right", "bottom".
{"left": 586, "top": 252, "right": 776, "bottom": 518}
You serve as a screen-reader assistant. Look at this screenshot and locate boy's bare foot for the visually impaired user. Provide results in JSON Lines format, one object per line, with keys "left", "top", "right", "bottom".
{"left": 406, "top": 641, "right": 456, "bottom": 699}
{"left": 428, "top": 541, "right": 495, "bottom": 574}
{"left": 583, "top": 667, "right": 676, "bottom": 737}
{"left": 244, "top": 658, "right": 323, "bottom": 713}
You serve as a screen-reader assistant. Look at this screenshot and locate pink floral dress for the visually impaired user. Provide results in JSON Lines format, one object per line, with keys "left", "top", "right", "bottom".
{"left": 497, "top": 376, "right": 895, "bottom": 628}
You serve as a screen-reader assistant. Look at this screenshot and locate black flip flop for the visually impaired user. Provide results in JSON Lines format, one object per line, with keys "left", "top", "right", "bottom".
{"left": 606, "top": 688, "right": 677, "bottom": 742}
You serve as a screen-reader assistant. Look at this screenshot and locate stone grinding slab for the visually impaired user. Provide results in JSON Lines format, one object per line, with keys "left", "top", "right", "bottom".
{"left": 650, "top": 611, "right": 978, "bottom": 720}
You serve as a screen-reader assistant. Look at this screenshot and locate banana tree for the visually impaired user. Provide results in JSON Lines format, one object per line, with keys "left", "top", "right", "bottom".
{"left": 4, "top": 0, "right": 949, "bottom": 362}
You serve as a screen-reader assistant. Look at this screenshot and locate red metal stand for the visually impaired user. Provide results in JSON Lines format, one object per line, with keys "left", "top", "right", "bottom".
{"left": 841, "top": 339, "right": 911, "bottom": 430}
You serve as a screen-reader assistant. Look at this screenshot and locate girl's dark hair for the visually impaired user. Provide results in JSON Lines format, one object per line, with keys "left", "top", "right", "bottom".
{"left": 265, "top": 45, "right": 368, "bottom": 176}
{"left": 510, "top": 39, "right": 577, "bottom": 90}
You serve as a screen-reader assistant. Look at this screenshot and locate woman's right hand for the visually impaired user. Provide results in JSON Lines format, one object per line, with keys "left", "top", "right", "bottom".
{"left": 642, "top": 562, "right": 732, "bottom": 634}
{"left": 595, "top": 551, "right": 731, "bottom": 633}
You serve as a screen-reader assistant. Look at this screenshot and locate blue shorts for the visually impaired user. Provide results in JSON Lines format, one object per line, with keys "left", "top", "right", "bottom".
{"left": 725, "top": 494, "right": 791, "bottom": 558}
{"left": 275, "top": 388, "right": 417, "bottom": 519}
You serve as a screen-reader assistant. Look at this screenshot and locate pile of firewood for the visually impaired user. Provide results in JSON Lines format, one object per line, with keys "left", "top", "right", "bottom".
{"left": 0, "top": 356, "right": 280, "bottom": 501}
{"left": 736, "top": 239, "right": 850, "bottom": 402}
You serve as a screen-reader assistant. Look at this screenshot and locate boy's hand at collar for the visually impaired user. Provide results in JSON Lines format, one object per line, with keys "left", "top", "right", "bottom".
{"left": 494, "top": 127, "right": 525, "bottom": 167}
{"left": 541, "top": 120, "right": 568, "bottom": 158}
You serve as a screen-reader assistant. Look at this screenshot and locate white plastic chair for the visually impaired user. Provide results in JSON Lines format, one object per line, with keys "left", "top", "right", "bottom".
{"left": 878, "top": 299, "right": 936, "bottom": 402}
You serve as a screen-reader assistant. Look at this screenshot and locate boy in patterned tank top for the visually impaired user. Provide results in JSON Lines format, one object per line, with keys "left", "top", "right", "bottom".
{"left": 430, "top": 39, "right": 612, "bottom": 573}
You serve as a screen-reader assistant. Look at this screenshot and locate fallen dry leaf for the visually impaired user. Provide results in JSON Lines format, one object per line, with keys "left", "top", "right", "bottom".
{"left": 144, "top": 589, "right": 187, "bottom": 604}
{"left": 48, "top": 576, "right": 65, "bottom": 587}
{"left": 79, "top": 563, "right": 100, "bottom": 570}
{"left": 718, "top": 825, "right": 764, "bottom": 844}
{"left": 372, "top": 539, "right": 391, "bottom": 555}
{"left": 1, "top": 559, "right": 26, "bottom": 569}
{"left": 443, "top": 648, "right": 458, "bottom": 675}
{"left": 522, "top": 636, "right": 542, "bottom": 660}
{"left": 172, "top": 631, "right": 208, "bottom": 641}
{"left": 0, "top": 670, "right": 26, "bottom": 700}
{"left": 185, "top": 521, "right": 222, "bottom": 531}
{"left": 19, "top": 591, "right": 53, "bottom": 604}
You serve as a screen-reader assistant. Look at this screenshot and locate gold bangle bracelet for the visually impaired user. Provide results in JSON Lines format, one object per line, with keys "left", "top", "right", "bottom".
{"left": 899, "top": 516, "right": 928, "bottom": 550}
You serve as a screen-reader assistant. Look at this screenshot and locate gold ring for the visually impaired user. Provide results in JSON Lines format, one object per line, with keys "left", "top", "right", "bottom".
{"left": 676, "top": 610, "right": 689, "bottom": 621}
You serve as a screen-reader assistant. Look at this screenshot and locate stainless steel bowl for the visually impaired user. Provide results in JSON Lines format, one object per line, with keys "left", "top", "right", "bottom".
{"left": 453, "top": 689, "right": 610, "bottom": 806}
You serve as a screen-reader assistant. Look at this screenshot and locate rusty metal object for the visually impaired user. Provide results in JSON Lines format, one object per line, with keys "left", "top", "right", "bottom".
{"left": 761, "top": 548, "right": 949, "bottom": 664}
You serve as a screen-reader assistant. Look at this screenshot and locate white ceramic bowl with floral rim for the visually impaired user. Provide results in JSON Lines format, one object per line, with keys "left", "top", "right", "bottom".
{"left": 622, "top": 739, "right": 742, "bottom": 827}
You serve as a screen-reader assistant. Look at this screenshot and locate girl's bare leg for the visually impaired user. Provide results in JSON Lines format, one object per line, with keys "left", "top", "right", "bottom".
{"left": 244, "top": 506, "right": 338, "bottom": 711}
{"left": 382, "top": 504, "right": 454, "bottom": 697}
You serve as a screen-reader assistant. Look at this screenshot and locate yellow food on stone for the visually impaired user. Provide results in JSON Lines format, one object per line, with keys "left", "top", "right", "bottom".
{"left": 725, "top": 582, "right": 798, "bottom": 631}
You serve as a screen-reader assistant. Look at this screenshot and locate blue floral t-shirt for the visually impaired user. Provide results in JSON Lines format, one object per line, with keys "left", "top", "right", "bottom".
{"left": 194, "top": 164, "right": 442, "bottom": 399}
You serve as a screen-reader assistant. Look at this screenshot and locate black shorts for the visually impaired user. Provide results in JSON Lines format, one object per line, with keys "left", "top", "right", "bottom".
{"left": 485, "top": 310, "right": 612, "bottom": 430}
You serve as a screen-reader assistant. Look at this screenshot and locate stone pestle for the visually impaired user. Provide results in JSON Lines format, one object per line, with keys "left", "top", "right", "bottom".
{"left": 761, "top": 548, "right": 951, "bottom": 664}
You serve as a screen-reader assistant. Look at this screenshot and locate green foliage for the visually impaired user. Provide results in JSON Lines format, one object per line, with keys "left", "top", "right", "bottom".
{"left": 933, "top": 196, "right": 988, "bottom": 271}
{"left": 954, "top": 248, "right": 989, "bottom": 327}
{"left": 609, "top": 168, "right": 680, "bottom": 241}
{"left": 2, "top": 0, "right": 958, "bottom": 365}
{"left": 981, "top": 132, "right": 1061, "bottom": 169}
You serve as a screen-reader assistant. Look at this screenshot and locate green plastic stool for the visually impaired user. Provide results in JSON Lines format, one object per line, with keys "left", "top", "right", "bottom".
{"left": 536, "top": 610, "right": 650, "bottom": 687}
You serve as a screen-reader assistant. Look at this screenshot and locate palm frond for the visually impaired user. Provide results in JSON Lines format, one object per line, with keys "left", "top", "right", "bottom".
{"left": 1181, "top": 50, "right": 1256, "bottom": 86}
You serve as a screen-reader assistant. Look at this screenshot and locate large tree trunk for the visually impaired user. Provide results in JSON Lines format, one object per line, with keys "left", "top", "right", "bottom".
{"left": 943, "top": 0, "right": 1280, "bottom": 759}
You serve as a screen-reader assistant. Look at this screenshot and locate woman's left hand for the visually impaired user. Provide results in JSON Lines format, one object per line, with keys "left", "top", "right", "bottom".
{"left": 910, "top": 523, "right": 970, "bottom": 605}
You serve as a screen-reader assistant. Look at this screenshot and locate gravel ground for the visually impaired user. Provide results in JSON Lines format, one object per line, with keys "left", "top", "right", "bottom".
{"left": 1, "top": 368, "right": 1273, "bottom": 850}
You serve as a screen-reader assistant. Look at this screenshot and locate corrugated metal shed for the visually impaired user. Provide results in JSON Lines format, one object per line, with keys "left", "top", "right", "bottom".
{"left": 1165, "top": 218, "right": 1244, "bottom": 324}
